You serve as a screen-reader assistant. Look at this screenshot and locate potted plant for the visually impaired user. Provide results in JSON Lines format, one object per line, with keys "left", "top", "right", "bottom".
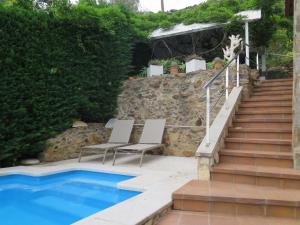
{"left": 170, "top": 61, "right": 179, "bottom": 74}
{"left": 185, "top": 55, "right": 207, "bottom": 73}
{"left": 147, "top": 59, "right": 163, "bottom": 77}
{"left": 128, "top": 76, "right": 135, "bottom": 80}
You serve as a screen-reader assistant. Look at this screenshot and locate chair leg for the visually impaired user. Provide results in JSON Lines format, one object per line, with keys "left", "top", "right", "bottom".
{"left": 78, "top": 148, "right": 84, "bottom": 162}
{"left": 139, "top": 150, "right": 146, "bottom": 167}
{"left": 102, "top": 149, "right": 109, "bottom": 165}
{"left": 112, "top": 150, "right": 118, "bottom": 166}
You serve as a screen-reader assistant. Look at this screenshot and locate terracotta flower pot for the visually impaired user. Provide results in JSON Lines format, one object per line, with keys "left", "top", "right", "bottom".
{"left": 170, "top": 65, "right": 179, "bottom": 74}
{"left": 128, "top": 76, "right": 135, "bottom": 80}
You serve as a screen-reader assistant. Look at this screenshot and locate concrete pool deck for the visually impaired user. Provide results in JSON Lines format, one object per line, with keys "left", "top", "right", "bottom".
{"left": 0, "top": 154, "right": 198, "bottom": 225}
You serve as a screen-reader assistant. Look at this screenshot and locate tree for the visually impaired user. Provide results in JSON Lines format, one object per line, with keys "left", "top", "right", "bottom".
{"left": 111, "top": 0, "right": 139, "bottom": 11}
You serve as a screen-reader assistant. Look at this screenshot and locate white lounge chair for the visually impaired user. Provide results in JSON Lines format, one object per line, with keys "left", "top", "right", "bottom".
{"left": 112, "top": 119, "right": 166, "bottom": 167}
{"left": 78, "top": 120, "right": 134, "bottom": 164}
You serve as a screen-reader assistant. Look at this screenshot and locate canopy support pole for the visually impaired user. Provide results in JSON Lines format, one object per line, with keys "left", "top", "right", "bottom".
{"left": 245, "top": 21, "right": 250, "bottom": 66}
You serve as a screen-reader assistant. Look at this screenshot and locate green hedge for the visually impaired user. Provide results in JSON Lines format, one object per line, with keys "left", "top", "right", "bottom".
{"left": 0, "top": 4, "right": 133, "bottom": 167}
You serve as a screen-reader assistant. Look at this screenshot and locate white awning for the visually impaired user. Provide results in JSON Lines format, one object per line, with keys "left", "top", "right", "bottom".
{"left": 150, "top": 9, "right": 261, "bottom": 40}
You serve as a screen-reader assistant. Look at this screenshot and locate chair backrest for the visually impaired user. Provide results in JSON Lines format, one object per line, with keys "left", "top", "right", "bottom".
{"left": 139, "top": 119, "right": 166, "bottom": 144}
{"left": 108, "top": 120, "right": 134, "bottom": 143}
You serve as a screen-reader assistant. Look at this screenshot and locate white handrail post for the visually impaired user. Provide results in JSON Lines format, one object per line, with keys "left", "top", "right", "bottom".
{"left": 245, "top": 22, "right": 250, "bottom": 66}
{"left": 225, "top": 67, "right": 229, "bottom": 100}
{"left": 206, "top": 87, "right": 210, "bottom": 146}
{"left": 256, "top": 52, "right": 259, "bottom": 70}
{"left": 237, "top": 54, "right": 240, "bottom": 87}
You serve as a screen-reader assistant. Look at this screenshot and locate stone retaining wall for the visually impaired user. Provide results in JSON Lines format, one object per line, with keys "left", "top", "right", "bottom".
{"left": 117, "top": 65, "right": 254, "bottom": 157}
{"left": 42, "top": 65, "right": 256, "bottom": 161}
{"left": 41, "top": 123, "right": 110, "bottom": 162}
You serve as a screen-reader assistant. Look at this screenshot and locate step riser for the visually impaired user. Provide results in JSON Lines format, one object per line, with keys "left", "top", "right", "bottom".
{"left": 236, "top": 114, "right": 292, "bottom": 120}
{"left": 219, "top": 155, "right": 293, "bottom": 168}
{"left": 173, "top": 199, "right": 300, "bottom": 219}
{"left": 225, "top": 142, "right": 291, "bottom": 152}
{"left": 211, "top": 173, "right": 300, "bottom": 189}
{"left": 228, "top": 132, "right": 292, "bottom": 139}
{"left": 233, "top": 122, "right": 292, "bottom": 129}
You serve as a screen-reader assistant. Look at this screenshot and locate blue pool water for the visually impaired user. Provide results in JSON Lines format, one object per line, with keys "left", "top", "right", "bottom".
{"left": 0, "top": 170, "right": 140, "bottom": 225}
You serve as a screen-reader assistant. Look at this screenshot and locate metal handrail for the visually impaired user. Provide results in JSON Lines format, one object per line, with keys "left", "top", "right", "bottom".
{"left": 203, "top": 45, "right": 244, "bottom": 147}
{"left": 203, "top": 49, "right": 243, "bottom": 89}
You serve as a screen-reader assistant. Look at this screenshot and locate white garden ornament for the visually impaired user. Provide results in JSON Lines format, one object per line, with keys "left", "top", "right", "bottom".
{"left": 222, "top": 35, "right": 243, "bottom": 63}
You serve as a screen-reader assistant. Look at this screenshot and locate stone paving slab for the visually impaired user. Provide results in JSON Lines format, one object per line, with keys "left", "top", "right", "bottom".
{"left": 0, "top": 155, "right": 197, "bottom": 225}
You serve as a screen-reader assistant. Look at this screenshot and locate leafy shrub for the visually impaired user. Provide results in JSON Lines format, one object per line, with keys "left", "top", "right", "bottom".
{"left": 0, "top": 4, "right": 133, "bottom": 167}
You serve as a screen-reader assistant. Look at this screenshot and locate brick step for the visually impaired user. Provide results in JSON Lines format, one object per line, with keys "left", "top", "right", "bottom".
{"left": 254, "top": 86, "right": 293, "bottom": 92}
{"left": 219, "top": 149, "right": 293, "bottom": 168}
{"left": 157, "top": 210, "right": 299, "bottom": 225}
{"left": 173, "top": 180, "right": 300, "bottom": 219}
{"left": 236, "top": 110, "right": 292, "bottom": 119}
{"left": 252, "top": 90, "right": 293, "bottom": 96}
{"left": 257, "top": 82, "right": 293, "bottom": 88}
{"left": 211, "top": 164, "right": 300, "bottom": 189}
{"left": 225, "top": 138, "right": 291, "bottom": 152}
{"left": 249, "top": 95, "right": 292, "bottom": 101}
{"left": 228, "top": 128, "right": 292, "bottom": 139}
{"left": 233, "top": 118, "right": 292, "bottom": 129}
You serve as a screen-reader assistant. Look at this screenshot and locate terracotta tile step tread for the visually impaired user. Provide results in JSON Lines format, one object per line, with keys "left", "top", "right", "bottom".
{"left": 252, "top": 91, "right": 293, "bottom": 96}
{"left": 239, "top": 105, "right": 292, "bottom": 109}
{"left": 253, "top": 87, "right": 293, "bottom": 93}
{"left": 225, "top": 138, "right": 292, "bottom": 145}
{"left": 257, "top": 84, "right": 293, "bottom": 89}
{"left": 257, "top": 81, "right": 292, "bottom": 85}
{"left": 253, "top": 88, "right": 292, "bottom": 92}
{"left": 234, "top": 118, "right": 292, "bottom": 123}
{"left": 240, "top": 102, "right": 292, "bottom": 107}
{"left": 244, "top": 98, "right": 292, "bottom": 102}
{"left": 157, "top": 210, "right": 300, "bottom": 225}
{"left": 253, "top": 83, "right": 293, "bottom": 90}
{"left": 249, "top": 96, "right": 292, "bottom": 100}
{"left": 173, "top": 180, "right": 300, "bottom": 207}
{"left": 228, "top": 128, "right": 292, "bottom": 133}
{"left": 262, "top": 78, "right": 293, "bottom": 83}
{"left": 211, "top": 164, "right": 300, "bottom": 180}
{"left": 220, "top": 149, "right": 293, "bottom": 159}
{"left": 237, "top": 110, "right": 292, "bottom": 115}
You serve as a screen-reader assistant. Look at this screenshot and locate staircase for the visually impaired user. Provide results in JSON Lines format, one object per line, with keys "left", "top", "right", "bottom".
{"left": 157, "top": 78, "right": 300, "bottom": 225}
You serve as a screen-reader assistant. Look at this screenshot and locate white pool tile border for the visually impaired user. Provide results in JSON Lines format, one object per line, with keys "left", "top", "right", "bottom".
{"left": 0, "top": 156, "right": 197, "bottom": 225}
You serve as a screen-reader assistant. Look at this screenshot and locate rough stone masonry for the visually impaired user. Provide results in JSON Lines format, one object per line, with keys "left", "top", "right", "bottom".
{"left": 117, "top": 65, "right": 253, "bottom": 157}
{"left": 42, "top": 65, "right": 255, "bottom": 161}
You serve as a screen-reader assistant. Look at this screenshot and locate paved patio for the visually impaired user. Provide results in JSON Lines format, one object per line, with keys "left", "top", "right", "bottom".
{"left": 0, "top": 154, "right": 198, "bottom": 225}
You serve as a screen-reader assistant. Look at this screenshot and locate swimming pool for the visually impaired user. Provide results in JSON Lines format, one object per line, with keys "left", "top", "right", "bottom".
{"left": 0, "top": 170, "right": 140, "bottom": 225}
